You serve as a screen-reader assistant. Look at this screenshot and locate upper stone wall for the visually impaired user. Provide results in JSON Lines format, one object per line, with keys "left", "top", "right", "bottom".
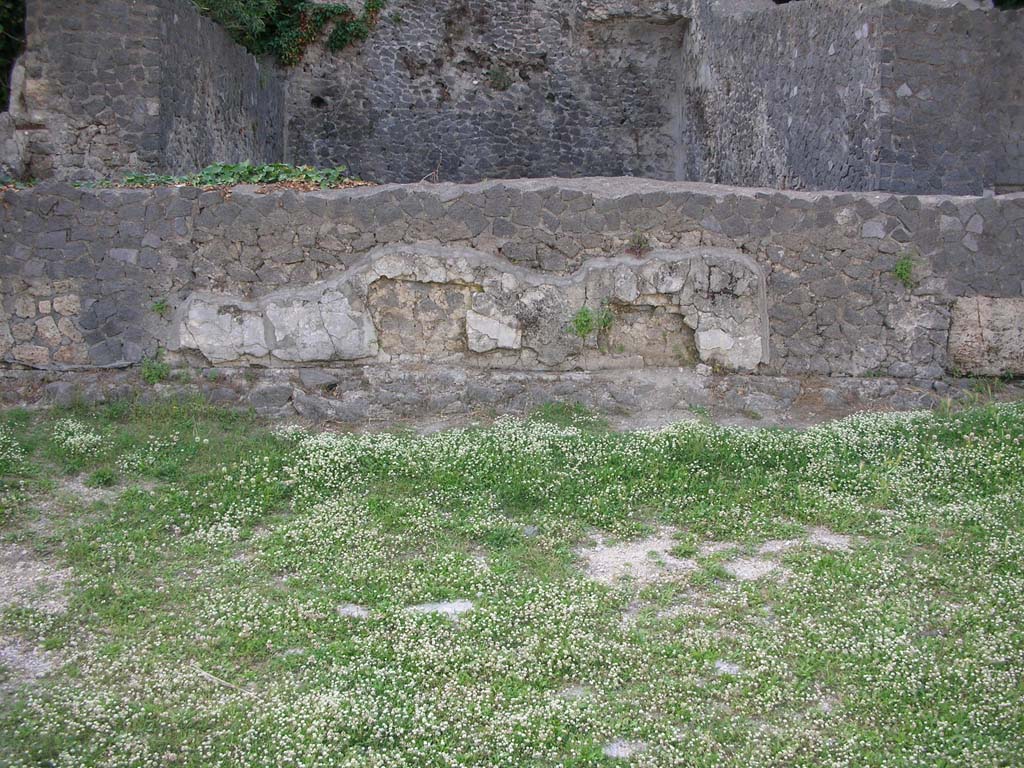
{"left": 284, "top": 0, "right": 1023, "bottom": 195}
{"left": 2, "top": 0, "right": 284, "bottom": 181}
{"left": 2, "top": 177, "right": 1022, "bottom": 380}
{"left": 877, "top": 1, "right": 1024, "bottom": 194}
{"left": 286, "top": 0, "right": 695, "bottom": 183}
{"left": 1, "top": 0, "right": 1018, "bottom": 195}
{"left": 683, "top": 0, "right": 884, "bottom": 191}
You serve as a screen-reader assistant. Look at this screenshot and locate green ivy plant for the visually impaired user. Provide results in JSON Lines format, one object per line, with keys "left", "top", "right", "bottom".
{"left": 98, "top": 162, "right": 363, "bottom": 189}
{"left": 197, "top": 0, "right": 386, "bottom": 65}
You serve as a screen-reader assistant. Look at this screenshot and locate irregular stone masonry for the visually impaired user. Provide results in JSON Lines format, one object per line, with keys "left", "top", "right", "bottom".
{"left": 2, "top": 177, "right": 1023, "bottom": 380}
{"left": 1, "top": 0, "right": 284, "bottom": 181}
{"left": 6, "top": 364, "right": 1013, "bottom": 426}
{"left": 2, "top": 0, "right": 1021, "bottom": 195}
{"left": 286, "top": 0, "right": 1024, "bottom": 193}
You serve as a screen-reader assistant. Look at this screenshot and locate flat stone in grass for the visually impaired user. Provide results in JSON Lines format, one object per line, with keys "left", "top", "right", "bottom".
{"left": 337, "top": 603, "right": 371, "bottom": 619}
{"left": 579, "top": 530, "right": 697, "bottom": 587}
{"left": 723, "top": 556, "right": 778, "bottom": 581}
{"left": 603, "top": 740, "right": 647, "bottom": 759}
{"left": 407, "top": 599, "right": 474, "bottom": 618}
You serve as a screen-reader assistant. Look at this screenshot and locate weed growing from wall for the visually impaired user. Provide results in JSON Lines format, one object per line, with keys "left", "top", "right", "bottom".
{"left": 488, "top": 65, "right": 512, "bottom": 91}
{"left": 570, "top": 305, "right": 614, "bottom": 339}
{"left": 141, "top": 353, "right": 171, "bottom": 385}
{"left": 626, "top": 231, "right": 652, "bottom": 257}
{"left": 893, "top": 255, "right": 915, "bottom": 290}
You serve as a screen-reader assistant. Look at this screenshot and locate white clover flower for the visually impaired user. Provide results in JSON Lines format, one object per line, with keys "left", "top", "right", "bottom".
{"left": 52, "top": 419, "right": 104, "bottom": 456}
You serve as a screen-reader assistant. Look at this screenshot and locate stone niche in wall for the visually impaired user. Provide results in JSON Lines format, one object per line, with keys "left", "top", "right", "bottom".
{"left": 171, "top": 244, "right": 769, "bottom": 372}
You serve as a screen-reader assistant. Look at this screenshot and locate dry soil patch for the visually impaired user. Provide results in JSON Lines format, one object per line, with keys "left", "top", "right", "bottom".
{"left": 0, "top": 544, "right": 70, "bottom": 614}
{"left": 579, "top": 530, "right": 696, "bottom": 587}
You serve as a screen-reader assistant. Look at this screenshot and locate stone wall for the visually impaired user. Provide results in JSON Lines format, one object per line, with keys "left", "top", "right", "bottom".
{"left": 877, "top": 1, "right": 1024, "bottom": 194}
{"left": 2, "top": 0, "right": 1019, "bottom": 195}
{"left": 2, "top": 177, "right": 1023, "bottom": 381}
{"left": 156, "top": 1, "right": 286, "bottom": 176}
{"left": 682, "top": 0, "right": 884, "bottom": 191}
{"left": 286, "top": 0, "right": 697, "bottom": 183}
{"left": 2, "top": 0, "right": 284, "bottom": 181}
{"left": 284, "top": 0, "right": 1023, "bottom": 194}
{"left": 285, "top": 0, "right": 886, "bottom": 187}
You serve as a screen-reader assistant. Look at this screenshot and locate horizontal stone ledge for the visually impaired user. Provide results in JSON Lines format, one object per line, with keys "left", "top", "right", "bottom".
{"left": 3, "top": 364, "right": 1011, "bottom": 429}
{"left": 9, "top": 176, "right": 1024, "bottom": 206}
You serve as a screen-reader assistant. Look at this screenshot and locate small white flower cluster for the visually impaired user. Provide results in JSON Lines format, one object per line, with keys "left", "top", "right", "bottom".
{"left": 0, "top": 423, "right": 22, "bottom": 471}
{"left": 272, "top": 424, "right": 309, "bottom": 441}
{"left": 116, "top": 433, "right": 181, "bottom": 475}
{"left": 51, "top": 419, "right": 104, "bottom": 456}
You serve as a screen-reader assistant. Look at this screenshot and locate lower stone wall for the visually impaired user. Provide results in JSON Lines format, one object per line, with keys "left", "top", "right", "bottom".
{"left": 1, "top": 365, "right": 991, "bottom": 427}
{"left": 1, "top": 177, "right": 1023, "bottom": 385}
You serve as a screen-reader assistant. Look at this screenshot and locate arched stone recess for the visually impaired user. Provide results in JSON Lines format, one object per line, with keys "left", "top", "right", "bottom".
{"left": 171, "top": 244, "right": 769, "bottom": 372}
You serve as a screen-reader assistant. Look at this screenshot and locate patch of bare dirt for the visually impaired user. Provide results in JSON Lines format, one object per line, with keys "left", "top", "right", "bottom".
{"left": 579, "top": 530, "right": 697, "bottom": 587}
{"left": 807, "top": 527, "right": 853, "bottom": 551}
{"left": 723, "top": 557, "right": 781, "bottom": 582}
{"left": 0, "top": 637, "right": 60, "bottom": 684}
{"left": 0, "top": 543, "right": 71, "bottom": 615}
{"left": 58, "top": 476, "right": 118, "bottom": 505}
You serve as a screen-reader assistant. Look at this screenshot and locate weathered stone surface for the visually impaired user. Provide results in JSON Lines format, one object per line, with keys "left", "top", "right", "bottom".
{"left": 949, "top": 297, "right": 1024, "bottom": 376}
{"left": 52, "top": 294, "right": 80, "bottom": 315}
{"left": 285, "top": 0, "right": 1023, "bottom": 195}
{"left": 12, "top": 345, "right": 49, "bottom": 367}
{"left": 173, "top": 243, "right": 767, "bottom": 372}
{"left": 177, "top": 299, "right": 270, "bottom": 363}
{"left": 0, "top": 321, "right": 13, "bottom": 359}
{"left": 466, "top": 308, "right": 522, "bottom": 353}
{"left": 247, "top": 384, "right": 294, "bottom": 414}
{"left": 2, "top": 363, "right": 993, "bottom": 426}
{"left": 265, "top": 289, "right": 377, "bottom": 363}
{"left": 5, "top": 0, "right": 1021, "bottom": 199}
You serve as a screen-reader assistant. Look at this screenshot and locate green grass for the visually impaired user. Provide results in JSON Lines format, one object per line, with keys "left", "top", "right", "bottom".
{"left": 140, "top": 354, "right": 171, "bottom": 385}
{"left": 1, "top": 398, "right": 1023, "bottom": 766}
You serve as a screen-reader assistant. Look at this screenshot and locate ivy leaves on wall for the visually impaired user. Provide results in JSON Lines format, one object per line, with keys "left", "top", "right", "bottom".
{"left": 197, "top": 0, "right": 386, "bottom": 65}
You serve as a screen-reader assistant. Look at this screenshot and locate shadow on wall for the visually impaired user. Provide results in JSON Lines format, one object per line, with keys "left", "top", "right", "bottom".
{"left": 0, "top": 0, "right": 24, "bottom": 110}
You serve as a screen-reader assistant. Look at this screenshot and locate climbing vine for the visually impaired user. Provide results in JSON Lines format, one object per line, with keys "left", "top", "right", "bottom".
{"left": 197, "top": 0, "right": 386, "bottom": 65}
